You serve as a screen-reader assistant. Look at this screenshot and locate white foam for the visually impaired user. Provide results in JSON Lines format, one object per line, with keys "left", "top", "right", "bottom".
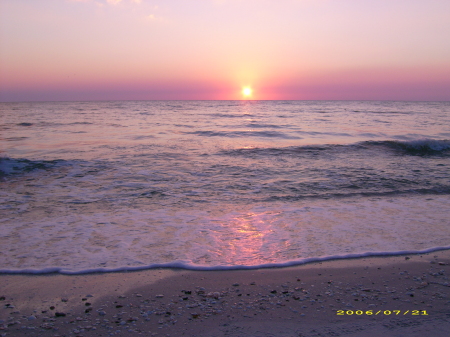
{"left": 1, "top": 195, "right": 450, "bottom": 274}
{"left": 1, "top": 246, "right": 450, "bottom": 275}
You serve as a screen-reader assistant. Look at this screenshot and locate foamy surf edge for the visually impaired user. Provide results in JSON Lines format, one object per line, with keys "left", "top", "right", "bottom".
{"left": 2, "top": 246, "right": 450, "bottom": 275}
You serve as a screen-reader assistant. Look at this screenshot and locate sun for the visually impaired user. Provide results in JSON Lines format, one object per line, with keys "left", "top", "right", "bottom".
{"left": 242, "top": 86, "right": 253, "bottom": 98}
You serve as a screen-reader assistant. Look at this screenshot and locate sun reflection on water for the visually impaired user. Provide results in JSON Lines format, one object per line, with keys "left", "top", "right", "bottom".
{"left": 223, "top": 212, "right": 276, "bottom": 265}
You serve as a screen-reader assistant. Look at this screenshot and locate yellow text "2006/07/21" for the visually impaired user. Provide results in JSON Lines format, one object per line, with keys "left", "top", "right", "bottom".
{"left": 336, "top": 310, "right": 428, "bottom": 316}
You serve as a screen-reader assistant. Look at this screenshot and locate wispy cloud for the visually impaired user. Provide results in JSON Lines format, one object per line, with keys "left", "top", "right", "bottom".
{"left": 145, "top": 6, "right": 166, "bottom": 23}
{"left": 71, "top": 0, "right": 142, "bottom": 5}
{"left": 146, "top": 13, "right": 166, "bottom": 23}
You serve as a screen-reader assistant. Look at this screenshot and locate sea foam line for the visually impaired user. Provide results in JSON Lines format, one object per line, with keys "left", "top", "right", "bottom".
{"left": 1, "top": 246, "right": 450, "bottom": 275}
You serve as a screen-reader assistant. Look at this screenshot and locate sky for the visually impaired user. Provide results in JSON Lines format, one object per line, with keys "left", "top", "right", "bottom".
{"left": 1, "top": 0, "right": 450, "bottom": 101}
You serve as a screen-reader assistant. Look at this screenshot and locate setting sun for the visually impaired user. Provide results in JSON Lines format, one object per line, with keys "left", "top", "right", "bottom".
{"left": 242, "top": 87, "right": 253, "bottom": 99}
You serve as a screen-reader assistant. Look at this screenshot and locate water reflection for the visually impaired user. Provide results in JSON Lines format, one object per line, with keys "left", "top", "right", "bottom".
{"left": 222, "top": 211, "right": 275, "bottom": 265}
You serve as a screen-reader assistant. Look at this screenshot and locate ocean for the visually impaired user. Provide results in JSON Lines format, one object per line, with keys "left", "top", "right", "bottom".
{"left": 1, "top": 100, "right": 450, "bottom": 274}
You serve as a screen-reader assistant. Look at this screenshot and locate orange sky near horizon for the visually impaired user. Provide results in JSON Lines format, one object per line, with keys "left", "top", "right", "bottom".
{"left": 1, "top": 0, "right": 450, "bottom": 101}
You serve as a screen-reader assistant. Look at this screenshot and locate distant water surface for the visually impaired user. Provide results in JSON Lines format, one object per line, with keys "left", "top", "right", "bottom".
{"left": 1, "top": 101, "right": 450, "bottom": 273}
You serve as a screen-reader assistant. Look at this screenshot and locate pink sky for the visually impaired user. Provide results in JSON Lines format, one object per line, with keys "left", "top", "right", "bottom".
{"left": 1, "top": 0, "right": 449, "bottom": 101}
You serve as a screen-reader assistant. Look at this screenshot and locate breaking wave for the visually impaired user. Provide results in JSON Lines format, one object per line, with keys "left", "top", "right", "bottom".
{"left": 1, "top": 246, "right": 450, "bottom": 275}
{"left": 221, "top": 139, "right": 450, "bottom": 157}
{"left": 0, "top": 157, "right": 62, "bottom": 177}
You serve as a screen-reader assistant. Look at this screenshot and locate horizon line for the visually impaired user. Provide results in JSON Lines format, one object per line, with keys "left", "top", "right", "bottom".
{"left": 2, "top": 99, "right": 449, "bottom": 104}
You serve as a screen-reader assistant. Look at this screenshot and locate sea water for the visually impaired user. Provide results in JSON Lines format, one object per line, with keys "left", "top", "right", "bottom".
{"left": 1, "top": 100, "right": 449, "bottom": 274}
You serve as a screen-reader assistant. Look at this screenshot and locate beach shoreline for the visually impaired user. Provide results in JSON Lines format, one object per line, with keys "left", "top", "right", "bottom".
{"left": 1, "top": 251, "right": 450, "bottom": 336}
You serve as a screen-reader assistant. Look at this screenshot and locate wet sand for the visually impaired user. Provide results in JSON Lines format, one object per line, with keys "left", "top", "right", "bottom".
{"left": 1, "top": 251, "right": 450, "bottom": 336}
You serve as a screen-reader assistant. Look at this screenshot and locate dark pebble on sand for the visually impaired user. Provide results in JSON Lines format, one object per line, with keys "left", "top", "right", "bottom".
{"left": 0, "top": 296, "right": 5, "bottom": 301}
{"left": 55, "top": 312, "right": 66, "bottom": 317}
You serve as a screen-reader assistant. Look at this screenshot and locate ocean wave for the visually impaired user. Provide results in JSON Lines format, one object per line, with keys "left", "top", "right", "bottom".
{"left": 221, "top": 139, "right": 450, "bottom": 157}
{"left": 0, "top": 157, "right": 62, "bottom": 176}
{"left": 264, "top": 187, "right": 450, "bottom": 201}
{"left": 5, "top": 137, "right": 29, "bottom": 141}
{"left": 352, "top": 110, "right": 411, "bottom": 115}
{"left": 1, "top": 246, "right": 449, "bottom": 275}
{"left": 184, "top": 130, "right": 301, "bottom": 139}
{"left": 205, "top": 113, "right": 263, "bottom": 119}
{"left": 69, "top": 121, "right": 94, "bottom": 125}
{"left": 245, "top": 123, "right": 284, "bottom": 129}
{"left": 365, "top": 139, "right": 450, "bottom": 155}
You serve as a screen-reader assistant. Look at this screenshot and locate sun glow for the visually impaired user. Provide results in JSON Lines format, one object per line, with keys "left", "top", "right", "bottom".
{"left": 242, "top": 86, "right": 253, "bottom": 99}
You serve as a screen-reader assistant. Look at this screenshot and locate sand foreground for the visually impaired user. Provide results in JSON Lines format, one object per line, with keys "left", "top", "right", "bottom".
{"left": 1, "top": 251, "right": 450, "bottom": 336}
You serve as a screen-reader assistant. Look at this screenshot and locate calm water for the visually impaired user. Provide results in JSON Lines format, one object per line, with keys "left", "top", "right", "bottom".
{"left": 1, "top": 100, "right": 450, "bottom": 273}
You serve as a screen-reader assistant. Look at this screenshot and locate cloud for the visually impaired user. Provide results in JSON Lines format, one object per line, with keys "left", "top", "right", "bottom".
{"left": 107, "top": 0, "right": 143, "bottom": 4}
{"left": 146, "top": 13, "right": 166, "bottom": 23}
{"left": 146, "top": 6, "right": 165, "bottom": 22}
{"left": 71, "top": 0, "right": 141, "bottom": 5}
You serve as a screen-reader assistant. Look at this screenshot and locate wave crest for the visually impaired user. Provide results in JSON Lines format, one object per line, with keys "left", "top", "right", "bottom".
{"left": 0, "top": 157, "right": 61, "bottom": 177}
{"left": 1, "top": 246, "right": 450, "bottom": 275}
{"left": 221, "top": 139, "right": 450, "bottom": 157}
{"left": 375, "top": 139, "right": 450, "bottom": 155}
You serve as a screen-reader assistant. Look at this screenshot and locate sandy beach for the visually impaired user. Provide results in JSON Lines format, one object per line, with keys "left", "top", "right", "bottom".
{"left": 1, "top": 251, "right": 450, "bottom": 336}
